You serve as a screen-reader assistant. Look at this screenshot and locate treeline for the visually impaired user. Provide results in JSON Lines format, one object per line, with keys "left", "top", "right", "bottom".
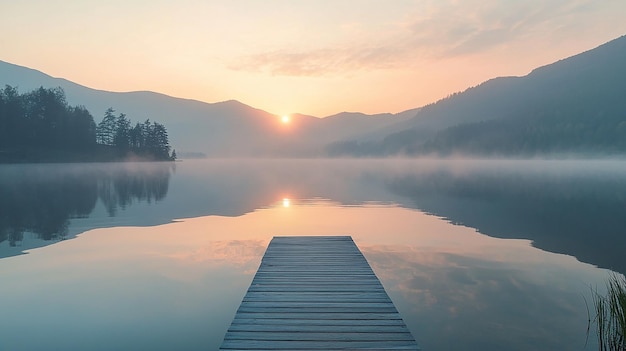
{"left": 417, "top": 113, "right": 626, "bottom": 156}
{"left": 326, "top": 79, "right": 626, "bottom": 157}
{"left": 0, "top": 86, "right": 96, "bottom": 159}
{"left": 327, "top": 114, "right": 626, "bottom": 158}
{"left": 96, "top": 108, "right": 175, "bottom": 161}
{"left": 0, "top": 86, "right": 175, "bottom": 162}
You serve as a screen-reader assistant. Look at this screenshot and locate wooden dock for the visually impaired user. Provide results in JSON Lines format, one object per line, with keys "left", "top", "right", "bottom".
{"left": 219, "top": 236, "right": 420, "bottom": 350}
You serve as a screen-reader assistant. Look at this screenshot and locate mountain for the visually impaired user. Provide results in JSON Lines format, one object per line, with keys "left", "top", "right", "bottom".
{"left": 0, "top": 61, "right": 415, "bottom": 157}
{"left": 329, "top": 34, "right": 626, "bottom": 157}
{"left": 286, "top": 110, "right": 418, "bottom": 150}
{"left": 5, "top": 34, "right": 626, "bottom": 158}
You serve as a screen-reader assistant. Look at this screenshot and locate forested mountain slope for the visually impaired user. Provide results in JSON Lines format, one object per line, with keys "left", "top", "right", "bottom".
{"left": 328, "top": 34, "right": 626, "bottom": 157}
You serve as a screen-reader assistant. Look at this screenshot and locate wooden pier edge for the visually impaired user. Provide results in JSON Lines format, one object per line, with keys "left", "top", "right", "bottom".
{"left": 219, "top": 235, "right": 420, "bottom": 350}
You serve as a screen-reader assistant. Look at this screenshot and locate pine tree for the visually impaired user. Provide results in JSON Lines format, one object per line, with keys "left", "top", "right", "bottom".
{"left": 96, "top": 108, "right": 117, "bottom": 145}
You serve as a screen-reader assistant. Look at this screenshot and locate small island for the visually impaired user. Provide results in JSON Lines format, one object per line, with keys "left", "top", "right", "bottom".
{"left": 0, "top": 86, "right": 176, "bottom": 163}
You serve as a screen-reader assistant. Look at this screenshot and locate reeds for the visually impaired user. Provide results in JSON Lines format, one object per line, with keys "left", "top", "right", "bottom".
{"left": 588, "top": 273, "right": 626, "bottom": 351}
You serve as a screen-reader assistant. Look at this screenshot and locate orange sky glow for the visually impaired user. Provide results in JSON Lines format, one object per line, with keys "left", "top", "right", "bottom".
{"left": 1, "top": 1, "right": 626, "bottom": 117}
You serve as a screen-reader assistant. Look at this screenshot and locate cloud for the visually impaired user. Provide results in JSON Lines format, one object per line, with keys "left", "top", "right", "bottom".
{"left": 228, "top": 44, "right": 409, "bottom": 77}
{"left": 227, "top": 0, "right": 607, "bottom": 77}
{"left": 407, "top": 0, "right": 598, "bottom": 57}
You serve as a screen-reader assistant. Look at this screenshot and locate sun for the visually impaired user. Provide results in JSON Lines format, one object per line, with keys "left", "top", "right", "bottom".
{"left": 281, "top": 115, "right": 290, "bottom": 124}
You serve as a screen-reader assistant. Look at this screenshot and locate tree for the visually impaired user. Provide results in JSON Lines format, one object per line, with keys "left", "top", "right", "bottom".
{"left": 96, "top": 108, "right": 117, "bottom": 145}
{"left": 113, "top": 113, "right": 131, "bottom": 150}
{"left": 129, "top": 122, "right": 144, "bottom": 149}
{"left": 67, "top": 105, "right": 97, "bottom": 149}
{"left": 150, "top": 122, "right": 171, "bottom": 159}
{"left": 0, "top": 85, "right": 25, "bottom": 149}
{"left": 24, "top": 87, "right": 68, "bottom": 148}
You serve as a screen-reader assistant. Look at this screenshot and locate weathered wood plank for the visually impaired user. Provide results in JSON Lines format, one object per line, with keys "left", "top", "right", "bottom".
{"left": 246, "top": 287, "right": 388, "bottom": 293}
{"left": 251, "top": 278, "right": 382, "bottom": 283}
{"left": 235, "top": 307, "right": 399, "bottom": 314}
{"left": 220, "top": 339, "right": 419, "bottom": 350}
{"left": 238, "top": 301, "right": 395, "bottom": 308}
{"left": 230, "top": 312, "right": 405, "bottom": 320}
{"left": 242, "top": 296, "right": 391, "bottom": 302}
{"left": 219, "top": 236, "right": 420, "bottom": 350}
{"left": 241, "top": 296, "right": 392, "bottom": 302}
{"left": 224, "top": 332, "right": 417, "bottom": 341}
{"left": 227, "top": 324, "right": 412, "bottom": 333}
{"left": 229, "top": 318, "right": 408, "bottom": 327}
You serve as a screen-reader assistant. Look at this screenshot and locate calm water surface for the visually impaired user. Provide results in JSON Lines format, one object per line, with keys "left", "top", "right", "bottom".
{"left": 1, "top": 159, "right": 624, "bottom": 351}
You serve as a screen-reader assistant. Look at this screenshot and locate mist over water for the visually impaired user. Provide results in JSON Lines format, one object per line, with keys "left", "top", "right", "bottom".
{"left": 0, "top": 158, "right": 624, "bottom": 350}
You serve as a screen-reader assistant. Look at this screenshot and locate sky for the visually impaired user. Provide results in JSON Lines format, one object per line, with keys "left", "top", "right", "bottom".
{"left": 1, "top": 0, "right": 626, "bottom": 117}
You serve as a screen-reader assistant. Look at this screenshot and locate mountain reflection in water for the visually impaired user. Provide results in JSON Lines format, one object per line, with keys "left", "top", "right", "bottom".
{"left": 386, "top": 159, "right": 626, "bottom": 274}
{"left": 1, "top": 159, "right": 625, "bottom": 276}
{"left": 0, "top": 159, "right": 624, "bottom": 351}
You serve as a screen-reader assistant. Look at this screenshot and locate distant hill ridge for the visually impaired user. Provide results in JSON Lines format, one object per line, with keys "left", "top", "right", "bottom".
{"left": 0, "top": 61, "right": 415, "bottom": 157}
{"left": 328, "top": 34, "right": 626, "bottom": 157}
{"left": 3, "top": 33, "right": 626, "bottom": 157}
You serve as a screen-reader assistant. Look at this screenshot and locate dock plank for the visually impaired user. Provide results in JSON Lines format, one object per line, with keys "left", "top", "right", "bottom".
{"left": 219, "top": 236, "right": 420, "bottom": 350}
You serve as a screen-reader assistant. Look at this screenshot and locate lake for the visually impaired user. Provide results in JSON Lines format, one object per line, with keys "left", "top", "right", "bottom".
{"left": 1, "top": 159, "right": 624, "bottom": 350}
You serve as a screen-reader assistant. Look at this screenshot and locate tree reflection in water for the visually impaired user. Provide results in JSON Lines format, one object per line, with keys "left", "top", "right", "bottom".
{"left": 0, "top": 162, "right": 174, "bottom": 247}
